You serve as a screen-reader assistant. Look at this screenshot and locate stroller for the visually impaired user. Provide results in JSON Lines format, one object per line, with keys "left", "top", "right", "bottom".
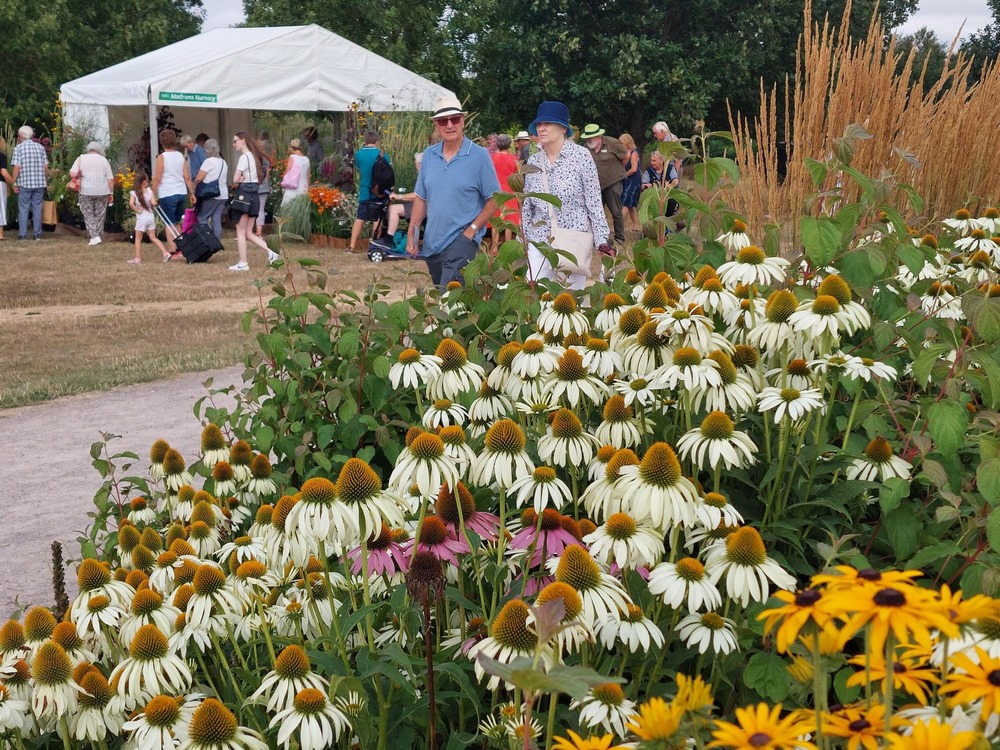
{"left": 367, "top": 194, "right": 422, "bottom": 262}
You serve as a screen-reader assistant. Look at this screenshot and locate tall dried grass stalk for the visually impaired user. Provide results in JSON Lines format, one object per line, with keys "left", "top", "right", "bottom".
{"left": 730, "top": 0, "right": 1000, "bottom": 243}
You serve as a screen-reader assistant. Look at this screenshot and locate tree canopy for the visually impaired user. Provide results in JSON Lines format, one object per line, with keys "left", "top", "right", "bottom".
{"left": 0, "top": 0, "right": 203, "bottom": 130}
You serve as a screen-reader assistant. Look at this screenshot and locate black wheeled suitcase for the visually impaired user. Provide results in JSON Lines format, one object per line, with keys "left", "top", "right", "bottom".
{"left": 176, "top": 223, "right": 224, "bottom": 264}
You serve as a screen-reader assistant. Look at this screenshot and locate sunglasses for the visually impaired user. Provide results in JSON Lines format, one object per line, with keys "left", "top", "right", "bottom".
{"left": 434, "top": 115, "right": 464, "bottom": 126}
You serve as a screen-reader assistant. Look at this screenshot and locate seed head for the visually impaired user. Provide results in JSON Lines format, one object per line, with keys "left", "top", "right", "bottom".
{"left": 229, "top": 440, "right": 253, "bottom": 466}
{"left": 188, "top": 698, "right": 239, "bottom": 744}
{"left": 435, "top": 338, "right": 469, "bottom": 370}
{"left": 337, "top": 458, "right": 382, "bottom": 504}
{"left": 555, "top": 544, "right": 603, "bottom": 590}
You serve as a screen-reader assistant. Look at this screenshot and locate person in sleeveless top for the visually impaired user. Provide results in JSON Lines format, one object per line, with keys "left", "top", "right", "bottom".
{"left": 151, "top": 129, "right": 195, "bottom": 256}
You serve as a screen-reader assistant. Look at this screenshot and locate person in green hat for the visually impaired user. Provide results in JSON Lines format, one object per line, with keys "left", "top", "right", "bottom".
{"left": 580, "top": 124, "right": 628, "bottom": 246}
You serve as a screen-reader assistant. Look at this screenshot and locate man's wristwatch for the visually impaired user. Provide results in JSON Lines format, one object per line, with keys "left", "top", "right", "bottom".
{"left": 469, "top": 222, "right": 478, "bottom": 233}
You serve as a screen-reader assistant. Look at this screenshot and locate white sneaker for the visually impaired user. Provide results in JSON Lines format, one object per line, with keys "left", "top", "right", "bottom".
{"left": 229, "top": 262, "right": 250, "bottom": 271}
{"left": 88, "top": 236, "right": 102, "bottom": 246}
{"left": 267, "top": 250, "right": 280, "bottom": 265}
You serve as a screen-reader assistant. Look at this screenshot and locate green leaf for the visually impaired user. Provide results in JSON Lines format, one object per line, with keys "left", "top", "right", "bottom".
{"left": 804, "top": 158, "right": 828, "bottom": 186}
{"left": 878, "top": 476, "right": 910, "bottom": 513}
{"left": 834, "top": 667, "right": 862, "bottom": 705}
{"left": 963, "top": 294, "right": 1000, "bottom": 343}
{"left": 475, "top": 656, "right": 623, "bottom": 699}
{"left": 906, "top": 541, "right": 963, "bottom": 570}
{"left": 926, "top": 400, "right": 968, "bottom": 455}
{"left": 884, "top": 507, "right": 922, "bottom": 561}
{"left": 800, "top": 216, "right": 842, "bottom": 267}
{"left": 838, "top": 248, "right": 878, "bottom": 288}
{"left": 988, "top": 507, "right": 1000, "bottom": 554}
{"left": 254, "top": 425, "right": 275, "bottom": 453}
{"left": 337, "top": 328, "right": 361, "bottom": 357}
{"left": 742, "top": 652, "right": 789, "bottom": 702}
{"left": 968, "top": 351, "right": 1000, "bottom": 410}
{"left": 372, "top": 355, "right": 391, "bottom": 379}
{"left": 911, "top": 344, "right": 953, "bottom": 385}
{"left": 977, "top": 458, "right": 1000, "bottom": 507}
{"left": 897, "top": 244, "right": 927, "bottom": 276}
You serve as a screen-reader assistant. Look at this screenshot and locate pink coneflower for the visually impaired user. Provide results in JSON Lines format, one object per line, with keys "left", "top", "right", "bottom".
{"left": 509, "top": 508, "right": 583, "bottom": 567}
{"left": 346, "top": 523, "right": 409, "bottom": 576}
{"left": 436, "top": 482, "right": 500, "bottom": 542}
{"left": 403, "top": 516, "right": 468, "bottom": 566}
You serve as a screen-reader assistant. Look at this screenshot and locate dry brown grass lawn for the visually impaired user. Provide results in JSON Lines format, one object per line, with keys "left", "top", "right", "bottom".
{"left": 0, "top": 230, "right": 430, "bottom": 408}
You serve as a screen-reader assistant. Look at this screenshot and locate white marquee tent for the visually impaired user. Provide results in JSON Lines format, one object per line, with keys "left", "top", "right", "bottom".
{"left": 60, "top": 24, "right": 455, "bottom": 153}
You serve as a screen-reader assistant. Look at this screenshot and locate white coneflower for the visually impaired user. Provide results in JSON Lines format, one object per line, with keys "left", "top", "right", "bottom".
{"left": 389, "top": 431, "right": 459, "bottom": 499}
{"left": 389, "top": 347, "right": 442, "bottom": 390}
{"left": 487, "top": 341, "right": 522, "bottom": 392}
{"left": 425, "top": 339, "right": 485, "bottom": 400}
{"left": 216, "top": 535, "right": 267, "bottom": 567}
{"left": 127, "top": 497, "right": 158, "bottom": 526}
{"left": 73, "top": 595, "right": 127, "bottom": 650}
{"left": 757, "top": 386, "right": 825, "bottom": 424}
{"left": 161, "top": 449, "right": 193, "bottom": 494}
{"left": 580, "top": 336, "right": 623, "bottom": 380}
{"left": 471, "top": 419, "right": 535, "bottom": 487}
{"left": 70, "top": 558, "right": 134, "bottom": 622}
{"left": 69, "top": 666, "right": 126, "bottom": 742}
{"left": 210, "top": 461, "right": 238, "bottom": 498}
{"left": 621, "top": 321, "right": 674, "bottom": 376}
{"left": 695, "top": 491, "right": 744, "bottom": 529}
{"left": 690, "top": 350, "right": 757, "bottom": 414}
{"left": 31, "top": 641, "right": 83, "bottom": 719}
{"left": 676, "top": 611, "right": 739, "bottom": 654}
{"left": 0, "top": 683, "right": 28, "bottom": 733}
{"left": 249, "top": 644, "right": 331, "bottom": 715}
{"left": 200, "top": 424, "right": 230, "bottom": 467}
{"left": 702, "top": 526, "right": 796, "bottom": 606}
{"left": 840, "top": 355, "right": 898, "bottom": 383}
{"left": 617, "top": 442, "right": 700, "bottom": 531}
{"left": 546, "top": 545, "right": 633, "bottom": 626}
{"left": 943, "top": 208, "right": 978, "bottom": 235}
{"left": 976, "top": 206, "right": 1000, "bottom": 234}
{"left": 509, "top": 466, "right": 572, "bottom": 514}
{"left": 765, "top": 358, "right": 817, "bottom": 390}
{"left": 177, "top": 697, "right": 267, "bottom": 750}
{"left": 537, "top": 408, "right": 600, "bottom": 468}
{"left": 330, "top": 457, "right": 408, "bottom": 546}
{"left": 119, "top": 588, "right": 182, "bottom": 649}
{"left": 716, "top": 218, "right": 752, "bottom": 253}
{"left": 718, "top": 245, "right": 788, "bottom": 287}
{"left": 652, "top": 305, "right": 726, "bottom": 355}
{"left": 467, "top": 599, "right": 553, "bottom": 690}
{"left": 788, "top": 294, "right": 843, "bottom": 338}
{"left": 542, "top": 348, "right": 611, "bottom": 407}
{"left": 817, "top": 274, "right": 871, "bottom": 335}
{"left": 581, "top": 448, "right": 640, "bottom": 521}
{"left": 439, "top": 424, "right": 477, "bottom": 473}
{"left": 612, "top": 375, "right": 661, "bottom": 409}
{"left": 676, "top": 411, "right": 757, "bottom": 470}
{"left": 585, "top": 512, "right": 664, "bottom": 570}
{"left": 648, "top": 557, "right": 722, "bottom": 612}
{"left": 571, "top": 682, "right": 638, "bottom": 738}
{"left": 122, "top": 693, "right": 200, "bottom": 750}
{"left": 595, "top": 293, "right": 630, "bottom": 333}
{"left": 746, "top": 289, "right": 804, "bottom": 358}
{"left": 594, "top": 395, "right": 646, "bottom": 449}
{"left": 537, "top": 292, "right": 591, "bottom": 337}
{"left": 149, "top": 439, "right": 171, "bottom": 481}
{"left": 846, "top": 436, "right": 913, "bottom": 482}
{"left": 110, "top": 625, "right": 192, "bottom": 710}
{"left": 270, "top": 687, "right": 351, "bottom": 750}
{"left": 895, "top": 247, "right": 946, "bottom": 290}
{"left": 422, "top": 398, "right": 468, "bottom": 429}
{"left": 959, "top": 249, "right": 997, "bottom": 284}
{"left": 510, "top": 337, "right": 564, "bottom": 380}
{"left": 651, "top": 346, "right": 722, "bottom": 392}
{"left": 186, "top": 564, "right": 243, "bottom": 630}
{"left": 468, "top": 381, "right": 514, "bottom": 423}
{"left": 23, "top": 606, "right": 58, "bottom": 660}
{"left": 528, "top": 581, "right": 593, "bottom": 654}
{"left": 246, "top": 454, "right": 277, "bottom": 496}
{"left": 595, "top": 603, "right": 666, "bottom": 653}
{"left": 921, "top": 281, "right": 964, "bottom": 320}
{"left": 609, "top": 304, "right": 649, "bottom": 352}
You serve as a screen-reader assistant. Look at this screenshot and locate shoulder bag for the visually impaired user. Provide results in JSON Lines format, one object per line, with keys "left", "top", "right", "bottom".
{"left": 542, "top": 167, "right": 594, "bottom": 277}
{"left": 280, "top": 159, "right": 301, "bottom": 190}
{"left": 195, "top": 162, "right": 221, "bottom": 199}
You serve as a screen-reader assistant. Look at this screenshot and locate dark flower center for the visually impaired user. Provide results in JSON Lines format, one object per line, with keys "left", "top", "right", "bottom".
{"left": 848, "top": 719, "right": 872, "bottom": 732}
{"left": 988, "top": 669, "right": 1000, "bottom": 687}
{"left": 794, "top": 589, "right": 821, "bottom": 606}
{"left": 873, "top": 587, "right": 905, "bottom": 607}
{"left": 749, "top": 733, "right": 772, "bottom": 747}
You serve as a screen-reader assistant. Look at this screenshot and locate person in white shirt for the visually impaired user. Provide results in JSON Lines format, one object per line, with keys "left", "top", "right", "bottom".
{"left": 69, "top": 142, "right": 115, "bottom": 245}
{"left": 192, "top": 139, "right": 229, "bottom": 241}
{"left": 228, "top": 131, "right": 279, "bottom": 271}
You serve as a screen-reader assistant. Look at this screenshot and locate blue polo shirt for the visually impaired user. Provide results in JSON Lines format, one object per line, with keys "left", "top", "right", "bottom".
{"left": 415, "top": 137, "right": 500, "bottom": 257}
{"left": 355, "top": 145, "right": 389, "bottom": 201}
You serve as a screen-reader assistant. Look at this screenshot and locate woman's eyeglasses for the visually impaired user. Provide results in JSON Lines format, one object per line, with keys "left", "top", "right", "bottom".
{"left": 434, "top": 116, "right": 463, "bottom": 126}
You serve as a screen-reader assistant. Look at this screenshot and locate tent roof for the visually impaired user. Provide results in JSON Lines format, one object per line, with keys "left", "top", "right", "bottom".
{"left": 60, "top": 25, "right": 454, "bottom": 112}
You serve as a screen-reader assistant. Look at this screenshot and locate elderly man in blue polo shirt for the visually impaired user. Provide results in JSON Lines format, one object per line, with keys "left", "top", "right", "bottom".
{"left": 407, "top": 96, "right": 499, "bottom": 288}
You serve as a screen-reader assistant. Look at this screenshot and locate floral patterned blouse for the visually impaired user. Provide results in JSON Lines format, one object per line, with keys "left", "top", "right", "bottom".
{"left": 522, "top": 140, "right": 610, "bottom": 246}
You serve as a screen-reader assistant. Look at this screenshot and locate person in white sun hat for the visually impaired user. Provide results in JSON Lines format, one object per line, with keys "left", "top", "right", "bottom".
{"left": 407, "top": 95, "right": 500, "bottom": 288}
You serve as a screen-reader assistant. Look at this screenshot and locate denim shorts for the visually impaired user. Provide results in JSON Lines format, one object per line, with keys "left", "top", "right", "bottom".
{"left": 157, "top": 193, "right": 186, "bottom": 224}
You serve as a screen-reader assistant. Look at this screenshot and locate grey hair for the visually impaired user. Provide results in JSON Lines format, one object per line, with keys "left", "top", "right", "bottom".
{"left": 414, "top": 152, "right": 423, "bottom": 167}
{"left": 653, "top": 121, "right": 672, "bottom": 136}
{"left": 496, "top": 134, "right": 512, "bottom": 150}
{"left": 179, "top": 134, "right": 195, "bottom": 146}
{"left": 203, "top": 138, "right": 221, "bottom": 158}
{"left": 86, "top": 141, "right": 105, "bottom": 155}
{"left": 18, "top": 125, "right": 34, "bottom": 139}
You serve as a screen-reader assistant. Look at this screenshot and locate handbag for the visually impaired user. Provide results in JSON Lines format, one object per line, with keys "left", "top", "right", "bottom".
{"left": 229, "top": 182, "right": 259, "bottom": 214}
{"left": 67, "top": 175, "right": 81, "bottom": 192}
{"left": 542, "top": 169, "right": 594, "bottom": 277}
{"left": 195, "top": 178, "right": 220, "bottom": 199}
{"left": 280, "top": 159, "right": 301, "bottom": 190}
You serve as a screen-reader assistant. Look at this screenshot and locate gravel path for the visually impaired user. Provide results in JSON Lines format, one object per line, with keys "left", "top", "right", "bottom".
{"left": 0, "top": 366, "right": 243, "bottom": 618}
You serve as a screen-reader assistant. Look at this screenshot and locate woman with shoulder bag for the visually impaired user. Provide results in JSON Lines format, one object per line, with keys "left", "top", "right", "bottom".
{"left": 520, "top": 101, "right": 611, "bottom": 290}
{"left": 192, "top": 138, "right": 229, "bottom": 242}
{"left": 228, "top": 131, "right": 278, "bottom": 271}
{"left": 70, "top": 141, "right": 115, "bottom": 246}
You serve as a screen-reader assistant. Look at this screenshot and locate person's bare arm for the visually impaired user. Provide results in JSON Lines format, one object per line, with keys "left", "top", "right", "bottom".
{"left": 406, "top": 196, "right": 427, "bottom": 255}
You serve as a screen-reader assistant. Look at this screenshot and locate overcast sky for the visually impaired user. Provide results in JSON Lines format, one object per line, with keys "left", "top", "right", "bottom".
{"left": 202, "top": 0, "right": 995, "bottom": 41}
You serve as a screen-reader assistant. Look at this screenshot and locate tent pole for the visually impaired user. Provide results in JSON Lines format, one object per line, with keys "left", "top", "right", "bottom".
{"left": 148, "top": 89, "right": 159, "bottom": 165}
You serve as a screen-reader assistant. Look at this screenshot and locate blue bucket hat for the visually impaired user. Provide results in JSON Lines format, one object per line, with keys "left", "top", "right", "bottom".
{"left": 528, "top": 101, "right": 573, "bottom": 138}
